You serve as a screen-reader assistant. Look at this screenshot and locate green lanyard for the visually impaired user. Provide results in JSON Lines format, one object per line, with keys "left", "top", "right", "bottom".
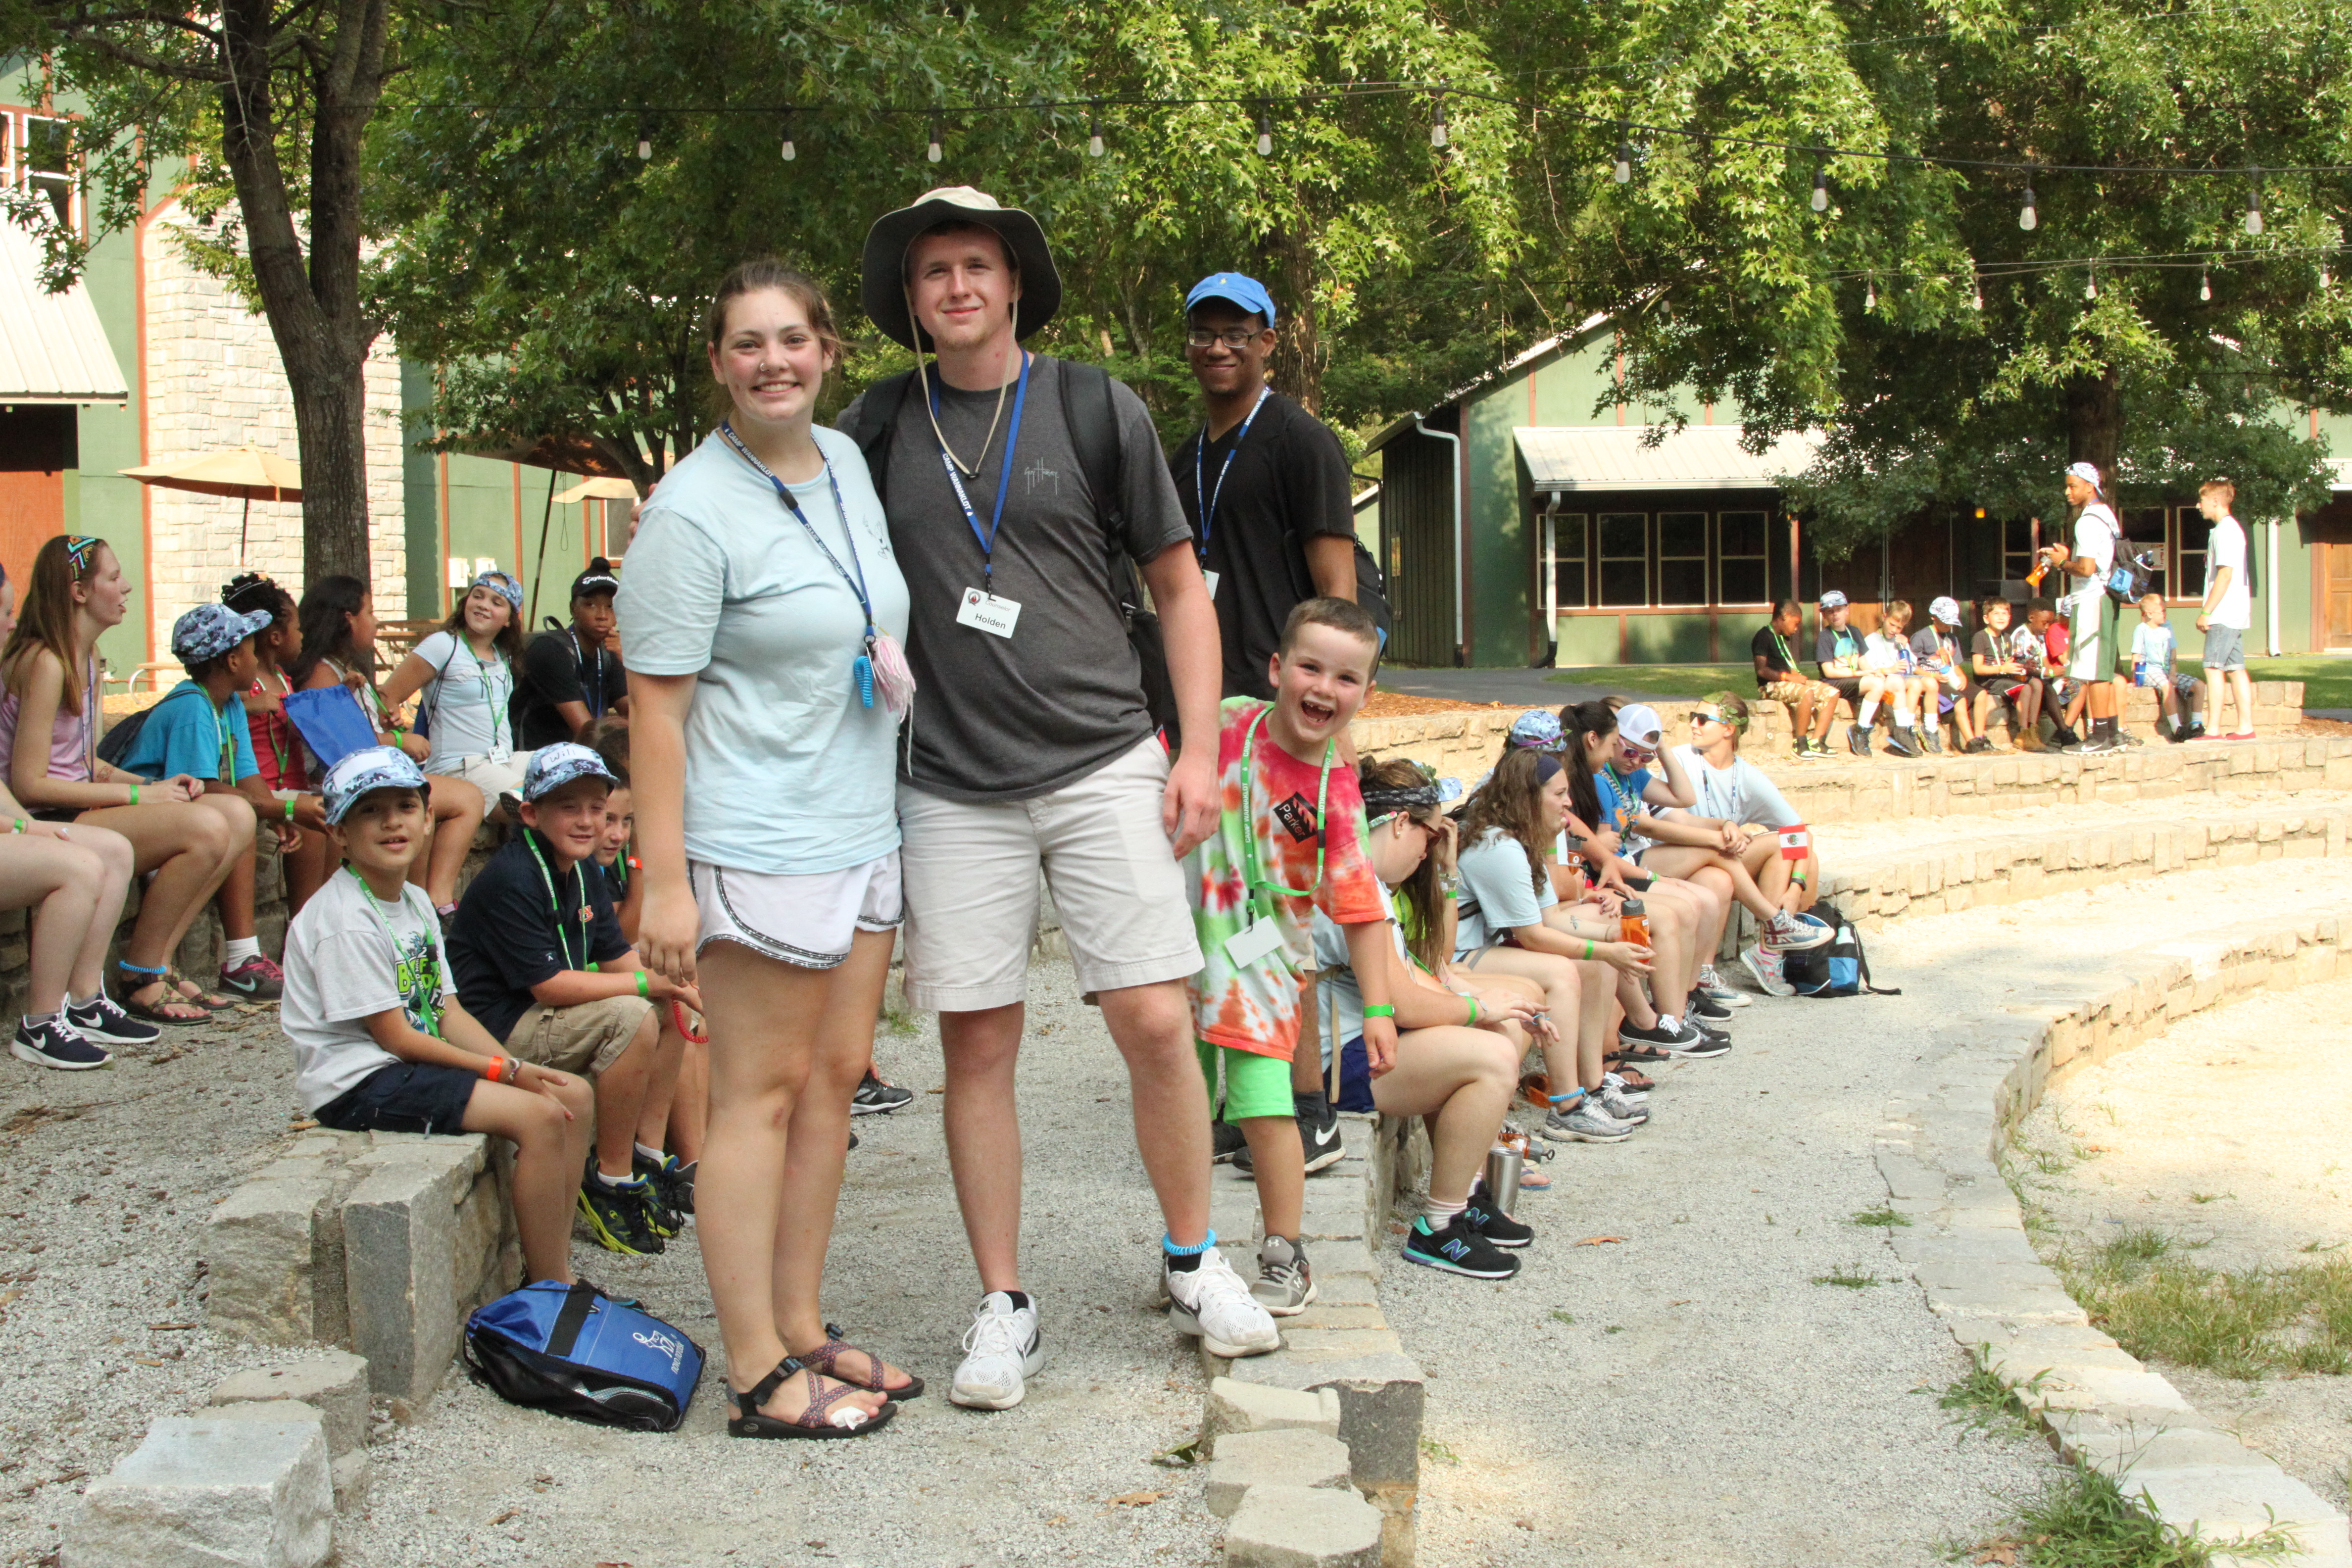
{"left": 1236, "top": 706, "right": 1334, "bottom": 919}
{"left": 524, "top": 831, "right": 592, "bottom": 972}
{"left": 1770, "top": 628, "right": 1797, "bottom": 671}
{"left": 343, "top": 868, "right": 443, "bottom": 1038}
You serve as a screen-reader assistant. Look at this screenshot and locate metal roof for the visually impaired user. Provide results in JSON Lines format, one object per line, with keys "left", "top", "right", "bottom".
{"left": 1514, "top": 424, "right": 1822, "bottom": 492}
{"left": 0, "top": 219, "right": 128, "bottom": 404}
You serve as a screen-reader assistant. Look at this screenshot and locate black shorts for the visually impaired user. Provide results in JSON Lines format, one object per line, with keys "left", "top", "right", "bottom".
{"left": 314, "top": 1062, "right": 478, "bottom": 1136}
{"left": 30, "top": 805, "right": 80, "bottom": 824}
{"left": 1822, "top": 676, "right": 1863, "bottom": 706}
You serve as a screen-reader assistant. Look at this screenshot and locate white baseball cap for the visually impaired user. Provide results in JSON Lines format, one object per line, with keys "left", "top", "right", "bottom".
{"left": 1616, "top": 703, "right": 1664, "bottom": 748}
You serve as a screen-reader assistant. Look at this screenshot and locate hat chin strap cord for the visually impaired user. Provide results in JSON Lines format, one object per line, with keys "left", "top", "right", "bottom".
{"left": 907, "top": 284, "right": 1018, "bottom": 480}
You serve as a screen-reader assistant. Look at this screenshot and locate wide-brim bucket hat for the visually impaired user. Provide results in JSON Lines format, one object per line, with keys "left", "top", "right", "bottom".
{"left": 860, "top": 185, "right": 1062, "bottom": 350}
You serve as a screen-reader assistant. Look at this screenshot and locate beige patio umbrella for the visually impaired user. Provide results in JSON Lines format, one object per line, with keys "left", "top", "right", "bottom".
{"left": 120, "top": 445, "right": 302, "bottom": 563}
{"left": 553, "top": 476, "right": 640, "bottom": 504}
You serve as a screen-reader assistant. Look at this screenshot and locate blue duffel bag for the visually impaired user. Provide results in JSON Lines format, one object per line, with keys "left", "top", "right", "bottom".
{"left": 462, "top": 1281, "right": 704, "bottom": 1432}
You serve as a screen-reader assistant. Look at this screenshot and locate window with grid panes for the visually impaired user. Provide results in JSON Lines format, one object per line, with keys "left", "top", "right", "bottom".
{"left": 20, "top": 115, "right": 76, "bottom": 229}
{"left": 1657, "top": 512, "right": 1707, "bottom": 606}
{"left": 2175, "top": 507, "right": 2211, "bottom": 604}
{"left": 1552, "top": 513, "right": 1589, "bottom": 608}
{"left": 1715, "top": 511, "right": 1768, "bottom": 605}
{"left": 1598, "top": 513, "right": 1648, "bottom": 606}
{"left": 2001, "top": 518, "right": 2037, "bottom": 585}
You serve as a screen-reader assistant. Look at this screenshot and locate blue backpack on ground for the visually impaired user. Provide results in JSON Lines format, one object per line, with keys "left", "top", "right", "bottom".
{"left": 1777, "top": 902, "right": 1901, "bottom": 998}
{"left": 462, "top": 1281, "right": 704, "bottom": 1431}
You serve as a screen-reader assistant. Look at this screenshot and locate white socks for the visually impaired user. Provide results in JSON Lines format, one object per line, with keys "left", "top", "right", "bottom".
{"left": 1421, "top": 1195, "right": 1469, "bottom": 1226}
{"left": 223, "top": 936, "right": 261, "bottom": 967}
{"left": 1857, "top": 698, "right": 1880, "bottom": 726}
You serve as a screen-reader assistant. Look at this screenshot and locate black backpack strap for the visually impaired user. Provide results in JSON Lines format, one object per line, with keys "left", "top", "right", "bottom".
{"left": 1056, "top": 360, "right": 1136, "bottom": 599}
{"left": 838, "top": 369, "right": 920, "bottom": 506}
{"left": 544, "top": 1281, "right": 600, "bottom": 1358}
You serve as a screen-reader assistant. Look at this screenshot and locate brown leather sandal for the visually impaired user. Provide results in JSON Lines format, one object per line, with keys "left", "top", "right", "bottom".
{"left": 726, "top": 1357, "right": 895, "bottom": 1440}
{"left": 801, "top": 1323, "right": 924, "bottom": 1400}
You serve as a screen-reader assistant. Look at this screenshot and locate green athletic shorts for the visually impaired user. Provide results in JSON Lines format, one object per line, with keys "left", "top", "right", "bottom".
{"left": 1197, "top": 1040, "right": 1295, "bottom": 1122}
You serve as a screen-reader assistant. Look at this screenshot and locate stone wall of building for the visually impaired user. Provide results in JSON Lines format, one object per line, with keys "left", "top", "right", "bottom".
{"left": 139, "top": 199, "right": 407, "bottom": 656}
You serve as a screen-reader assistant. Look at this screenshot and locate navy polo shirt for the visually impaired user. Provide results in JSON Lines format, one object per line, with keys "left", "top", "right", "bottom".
{"left": 447, "top": 831, "right": 630, "bottom": 1043}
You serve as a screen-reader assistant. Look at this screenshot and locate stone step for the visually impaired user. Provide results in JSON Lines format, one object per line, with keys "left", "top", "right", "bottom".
{"left": 1813, "top": 801, "right": 2351, "bottom": 931}
{"left": 67, "top": 1412, "right": 334, "bottom": 1568}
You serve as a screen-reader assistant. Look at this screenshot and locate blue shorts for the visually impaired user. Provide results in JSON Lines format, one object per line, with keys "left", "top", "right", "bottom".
{"left": 315, "top": 1062, "right": 477, "bottom": 1136}
{"left": 1329, "top": 1037, "right": 1376, "bottom": 1114}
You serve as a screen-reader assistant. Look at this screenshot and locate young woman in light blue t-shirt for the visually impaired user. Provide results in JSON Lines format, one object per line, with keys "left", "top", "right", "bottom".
{"left": 621, "top": 260, "right": 913, "bottom": 1442}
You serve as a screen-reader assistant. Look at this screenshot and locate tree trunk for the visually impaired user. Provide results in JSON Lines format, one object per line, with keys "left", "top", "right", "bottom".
{"left": 1258, "top": 223, "right": 1323, "bottom": 414}
{"left": 215, "top": 0, "right": 391, "bottom": 585}
{"left": 2063, "top": 366, "right": 2122, "bottom": 482}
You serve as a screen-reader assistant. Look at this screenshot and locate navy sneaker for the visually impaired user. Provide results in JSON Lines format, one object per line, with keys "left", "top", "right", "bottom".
{"left": 1402, "top": 1214, "right": 1519, "bottom": 1279}
{"left": 65, "top": 993, "right": 160, "bottom": 1047}
{"left": 11, "top": 1016, "right": 110, "bottom": 1071}
{"left": 1463, "top": 1189, "right": 1534, "bottom": 1249}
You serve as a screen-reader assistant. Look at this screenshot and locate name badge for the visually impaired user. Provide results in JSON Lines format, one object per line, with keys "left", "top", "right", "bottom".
{"left": 1223, "top": 916, "right": 1286, "bottom": 970}
{"left": 956, "top": 588, "right": 1023, "bottom": 638}
{"left": 1203, "top": 569, "right": 1221, "bottom": 601}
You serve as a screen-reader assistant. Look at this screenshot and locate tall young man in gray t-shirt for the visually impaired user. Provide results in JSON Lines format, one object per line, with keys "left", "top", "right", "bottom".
{"left": 840, "top": 188, "right": 1280, "bottom": 1409}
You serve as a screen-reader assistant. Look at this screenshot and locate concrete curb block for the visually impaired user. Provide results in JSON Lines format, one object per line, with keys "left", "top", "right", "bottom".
{"left": 1198, "top": 1115, "right": 1426, "bottom": 1567}
{"left": 1878, "top": 900, "right": 2352, "bottom": 1565}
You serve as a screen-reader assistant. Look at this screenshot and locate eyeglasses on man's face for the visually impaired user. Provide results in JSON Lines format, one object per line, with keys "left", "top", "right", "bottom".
{"left": 1185, "top": 327, "right": 1266, "bottom": 350}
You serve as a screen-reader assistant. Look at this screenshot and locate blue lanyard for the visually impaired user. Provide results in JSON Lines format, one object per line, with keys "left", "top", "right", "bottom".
{"left": 1192, "top": 385, "right": 1269, "bottom": 561}
{"left": 719, "top": 424, "right": 889, "bottom": 708}
{"left": 934, "top": 351, "right": 1030, "bottom": 590}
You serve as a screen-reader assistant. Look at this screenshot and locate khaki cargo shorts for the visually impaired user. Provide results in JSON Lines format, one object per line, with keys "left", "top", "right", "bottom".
{"left": 505, "top": 993, "right": 653, "bottom": 1078}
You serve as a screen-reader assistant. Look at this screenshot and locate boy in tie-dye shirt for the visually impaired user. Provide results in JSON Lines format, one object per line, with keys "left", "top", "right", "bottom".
{"left": 1184, "top": 598, "right": 1394, "bottom": 1316}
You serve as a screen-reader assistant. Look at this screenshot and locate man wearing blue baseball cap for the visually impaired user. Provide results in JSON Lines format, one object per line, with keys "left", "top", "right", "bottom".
{"left": 1172, "top": 272, "right": 1369, "bottom": 701}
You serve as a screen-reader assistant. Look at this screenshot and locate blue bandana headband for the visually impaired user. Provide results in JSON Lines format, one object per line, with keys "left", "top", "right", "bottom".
{"left": 472, "top": 571, "right": 523, "bottom": 612}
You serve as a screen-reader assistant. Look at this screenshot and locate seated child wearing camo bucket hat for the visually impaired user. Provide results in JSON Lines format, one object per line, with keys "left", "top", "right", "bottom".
{"left": 281, "top": 746, "right": 596, "bottom": 1292}
{"left": 445, "top": 743, "right": 699, "bottom": 1259}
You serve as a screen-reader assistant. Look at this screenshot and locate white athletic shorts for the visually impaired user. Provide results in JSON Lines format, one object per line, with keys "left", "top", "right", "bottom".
{"left": 688, "top": 849, "right": 903, "bottom": 969}
{"left": 897, "top": 735, "right": 1203, "bottom": 1011}
{"left": 434, "top": 751, "right": 534, "bottom": 800}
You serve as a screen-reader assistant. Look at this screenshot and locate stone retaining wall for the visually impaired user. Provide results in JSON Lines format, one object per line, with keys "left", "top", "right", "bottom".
{"left": 205, "top": 1128, "right": 519, "bottom": 1402}
{"left": 1875, "top": 904, "right": 2352, "bottom": 1566}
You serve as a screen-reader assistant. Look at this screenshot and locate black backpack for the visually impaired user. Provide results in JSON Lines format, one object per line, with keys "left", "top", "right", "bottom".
{"left": 96, "top": 683, "right": 213, "bottom": 769}
{"left": 839, "top": 360, "right": 1182, "bottom": 746}
{"left": 1776, "top": 900, "right": 1900, "bottom": 998}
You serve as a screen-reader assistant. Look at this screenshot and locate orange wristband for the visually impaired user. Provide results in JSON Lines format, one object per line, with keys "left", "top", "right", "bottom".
{"left": 483, "top": 1054, "right": 507, "bottom": 1083}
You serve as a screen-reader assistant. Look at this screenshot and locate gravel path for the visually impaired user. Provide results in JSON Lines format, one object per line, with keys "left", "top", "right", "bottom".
{"left": 1396, "top": 855, "right": 2352, "bottom": 1568}
{"left": 0, "top": 967, "right": 1222, "bottom": 1568}
{"left": 2017, "top": 974, "right": 2352, "bottom": 1520}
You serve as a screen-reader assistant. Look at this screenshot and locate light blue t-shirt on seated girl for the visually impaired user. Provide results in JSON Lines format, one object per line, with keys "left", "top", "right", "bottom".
{"left": 1453, "top": 828, "right": 1557, "bottom": 958}
{"left": 617, "top": 424, "right": 910, "bottom": 877}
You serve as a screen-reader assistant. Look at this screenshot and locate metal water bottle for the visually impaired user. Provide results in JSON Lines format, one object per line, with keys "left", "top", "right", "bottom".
{"left": 1483, "top": 1143, "right": 1524, "bottom": 1213}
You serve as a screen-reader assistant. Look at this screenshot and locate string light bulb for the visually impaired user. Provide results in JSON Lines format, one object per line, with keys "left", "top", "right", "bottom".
{"left": 928, "top": 116, "right": 944, "bottom": 164}
{"left": 2199, "top": 266, "right": 2211, "bottom": 302}
{"left": 1972, "top": 281, "right": 1984, "bottom": 311}
{"left": 1087, "top": 106, "right": 1104, "bottom": 158}
{"left": 1613, "top": 138, "right": 1632, "bottom": 184}
{"left": 2244, "top": 172, "right": 2263, "bottom": 236}
{"left": 2019, "top": 180, "right": 2037, "bottom": 232}
{"left": 1430, "top": 96, "right": 1448, "bottom": 148}
{"left": 636, "top": 119, "right": 651, "bottom": 160}
{"left": 780, "top": 112, "right": 795, "bottom": 162}
{"left": 2085, "top": 265, "right": 2097, "bottom": 301}
{"left": 1256, "top": 112, "right": 1272, "bottom": 157}
{"left": 1864, "top": 276, "right": 1876, "bottom": 311}
{"left": 1811, "top": 164, "right": 1829, "bottom": 212}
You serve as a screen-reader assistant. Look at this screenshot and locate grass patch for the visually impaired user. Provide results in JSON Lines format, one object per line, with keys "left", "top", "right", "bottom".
{"left": 1548, "top": 1309, "right": 1576, "bottom": 1327}
{"left": 1937, "top": 1350, "right": 2039, "bottom": 1440}
{"left": 880, "top": 1004, "right": 921, "bottom": 1037}
{"left": 1548, "top": 662, "right": 1750, "bottom": 699}
{"left": 1952, "top": 1459, "right": 2300, "bottom": 1567}
{"left": 2055, "top": 1231, "right": 2352, "bottom": 1378}
{"left": 1418, "top": 1435, "right": 1461, "bottom": 1467}
{"left": 1813, "top": 1265, "right": 1884, "bottom": 1289}
{"left": 1853, "top": 1203, "right": 1914, "bottom": 1228}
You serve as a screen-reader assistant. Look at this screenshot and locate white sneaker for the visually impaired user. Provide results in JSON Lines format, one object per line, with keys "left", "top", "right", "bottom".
{"left": 1594, "top": 1083, "right": 1650, "bottom": 1124}
{"left": 1165, "top": 1248, "right": 1280, "bottom": 1358}
{"left": 1763, "top": 910, "right": 1833, "bottom": 951}
{"left": 1741, "top": 944, "right": 1796, "bottom": 997}
{"left": 1696, "top": 964, "right": 1751, "bottom": 1007}
{"left": 1600, "top": 1070, "right": 1650, "bottom": 1106}
{"left": 949, "top": 1291, "right": 1044, "bottom": 1409}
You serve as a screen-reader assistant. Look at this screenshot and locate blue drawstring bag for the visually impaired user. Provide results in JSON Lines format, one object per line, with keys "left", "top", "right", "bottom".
{"left": 462, "top": 1281, "right": 704, "bottom": 1431}
{"left": 282, "top": 686, "right": 383, "bottom": 775}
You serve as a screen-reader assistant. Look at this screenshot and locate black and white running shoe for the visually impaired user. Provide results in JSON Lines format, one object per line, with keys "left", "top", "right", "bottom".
{"left": 851, "top": 1070, "right": 915, "bottom": 1115}
{"left": 65, "top": 993, "right": 160, "bottom": 1047}
{"left": 1297, "top": 1090, "right": 1346, "bottom": 1174}
{"left": 11, "top": 1016, "right": 110, "bottom": 1071}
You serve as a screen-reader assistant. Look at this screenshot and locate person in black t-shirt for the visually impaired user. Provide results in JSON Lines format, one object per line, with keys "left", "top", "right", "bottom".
{"left": 512, "top": 560, "right": 629, "bottom": 749}
{"left": 1169, "top": 272, "right": 1360, "bottom": 701}
{"left": 1750, "top": 599, "right": 1840, "bottom": 759}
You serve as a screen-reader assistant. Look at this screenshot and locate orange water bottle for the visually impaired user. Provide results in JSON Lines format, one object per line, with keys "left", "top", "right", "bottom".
{"left": 1619, "top": 898, "right": 1648, "bottom": 947}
